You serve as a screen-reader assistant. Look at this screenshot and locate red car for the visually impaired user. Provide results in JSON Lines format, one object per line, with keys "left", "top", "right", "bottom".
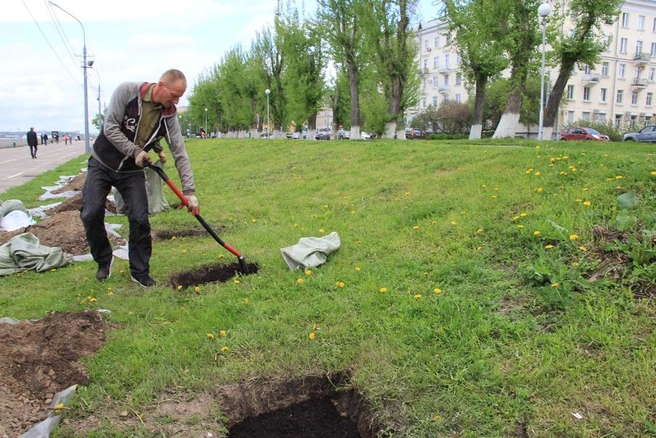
{"left": 560, "top": 127, "right": 610, "bottom": 141}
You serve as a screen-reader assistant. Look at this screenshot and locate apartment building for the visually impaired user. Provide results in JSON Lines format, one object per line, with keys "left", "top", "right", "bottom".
{"left": 411, "top": 0, "right": 656, "bottom": 134}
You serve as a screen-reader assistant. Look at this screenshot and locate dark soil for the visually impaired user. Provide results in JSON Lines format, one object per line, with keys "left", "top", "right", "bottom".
{"left": 170, "top": 262, "right": 260, "bottom": 289}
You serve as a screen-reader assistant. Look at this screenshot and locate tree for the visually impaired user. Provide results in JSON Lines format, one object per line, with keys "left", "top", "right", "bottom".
{"left": 442, "top": 0, "right": 508, "bottom": 139}
{"left": 541, "top": 0, "right": 622, "bottom": 140}
{"left": 363, "top": 0, "right": 420, "bottom": 139}
{"left": 253, "top": 25, "right": 286, "bottom": 138}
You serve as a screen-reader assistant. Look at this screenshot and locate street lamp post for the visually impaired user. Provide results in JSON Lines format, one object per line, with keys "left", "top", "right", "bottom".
{"left": 265, "top": 89, "right": 271, "bottom": 139}
{"left": 89, "top": 67, "right": 102, "bottom": 129}
{"left": 538, "top": 3, "right": 551, "bottom": 141}
{"left": 49, "top": 1, "right": 91, "bottom": 154}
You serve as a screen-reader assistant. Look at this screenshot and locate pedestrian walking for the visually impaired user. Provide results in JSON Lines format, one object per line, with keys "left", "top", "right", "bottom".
{"left": 80, "top": 69, "right": 199, "bottom": 288}
{"left": 26, "top": 127, "right": 38, "bottom": 159}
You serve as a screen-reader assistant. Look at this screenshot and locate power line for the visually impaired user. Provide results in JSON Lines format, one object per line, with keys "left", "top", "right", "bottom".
{"left": 21, "top": 0, "right": 81, "bottom": 86}
{"left": 43, "top": 0, "right": 79, "bottom": 66}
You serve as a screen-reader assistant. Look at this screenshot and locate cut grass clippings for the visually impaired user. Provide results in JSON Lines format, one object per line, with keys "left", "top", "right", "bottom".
{"left": 2, "top": 138, "right": 656, "bottom": 437}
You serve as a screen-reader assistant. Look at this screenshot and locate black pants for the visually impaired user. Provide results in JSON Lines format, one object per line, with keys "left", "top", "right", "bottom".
{"left": 80, "top": 157, "right": 152, "bottom": 278}
{"left": 29, "top": 145, "right": 37, "bottom": 158}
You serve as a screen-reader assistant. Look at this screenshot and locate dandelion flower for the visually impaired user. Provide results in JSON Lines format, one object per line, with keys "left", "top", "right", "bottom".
{"left": 379, "top": 287, "right": 388, "bottom": 293}
{"left": 234, "top": 279, "right": 241, "bottom": 284}
{"left": 534, "top": 231, "right": 541, "bottom": 236}
{"left": 434, "top": 288, "right": 443, "bottom": 294}
{"left": 336, "top": 281, "right": 345, "bottom": 288}
{"left": 355, "top": 266, "right": 361, "bottom": 271}
{"left": 305, "top": 269, "right": 312, "bottom": 276}
{"left": 206, "top": 333, "right": 215, "bottom": 340}
{"left": 182, "top": 249, "right": 187, "bottom": 254}
{"left": 414, "top": 294, "right": 422, "bottom": 299}
{"left": 171, "top": 236, "right": 177, "bottom": 240}
{"left": 520, "top": 212, "right": 527, "bottom": 217}
{"left": 651, "top": 171, "right": 656, "bottom": 176}
{"left": 451, "top": 221, "right": 457, "bottom": 226}
{"left": 308, "top": 332, "right": 316, "bottom": 340}
{"left": 535, "top": 187, "right": 543, "bottom": 193}
{"left": 406, "top": 192, "right": 410, "bottom": 196}
{"left": 535, "top": 171, "right": 541, "bottom": 176}
{"left": 297, "top": 278, "right": 304, "bottom": 284}
{"left": 551, "top": 283, "right": 560, "bottom": 288}
{"left": 88, "top": 296, "right": 97, "bottom": 303}
{"left": 243, "top": 298, "right": 250, "bottom": 304}
{"left": 319, "top": 228, "right": 325, "bottom": 233}
{"left": 477, "top": 228, "right": 483, "bottom": 234}
{"left": 579, "top": 246, "right": 587, "bottom": 251}
{"left": 545, "top": 244, "right": 554, "bottom": 249}
{"left": 251, "top": 219, "right": 257, "bottom": 223}
{"left": 517, "top": 225, "right": 524, "bottom": 229}
{"left": 194, "top": 286, "right": 201, "bottom": 293}
{"left": 583, "top": 201, "right": 591, "bottom": 206}
{"left": 569, "top": 234, "right": 578, "bottom": 240}
{"left": 177, "top": 285, "right": 183, "bottom": 290}
{"left": 221, "top": 346, "right": 230, "bottom": 352}
{"left": 616, "top": 175, "right": 623, "bottom": 179}
{"left": 220, "top": 330, "right": 227, "bottom": 337}
{"left": 413, "top": 225, "right": 419, "bottom": 230}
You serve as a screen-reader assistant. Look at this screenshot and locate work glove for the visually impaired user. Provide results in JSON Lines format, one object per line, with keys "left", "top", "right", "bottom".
{"left": 135, "top": 150, "right": 152, "bottom": 168}
{"left": 185, "top": 194, "right": 200, "bottom": 215}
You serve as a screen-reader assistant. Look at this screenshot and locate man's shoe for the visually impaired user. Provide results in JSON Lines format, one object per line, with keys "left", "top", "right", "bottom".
{"left": 131, "top": 275, "right": 156, "bottom": 288}
{"left": 95, "top": 256, "right": 114, "bottom": 281}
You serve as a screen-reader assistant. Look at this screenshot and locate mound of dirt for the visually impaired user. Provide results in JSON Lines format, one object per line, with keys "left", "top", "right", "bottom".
{"left": 0, "top": 311, "right": 113, "bottom": 437}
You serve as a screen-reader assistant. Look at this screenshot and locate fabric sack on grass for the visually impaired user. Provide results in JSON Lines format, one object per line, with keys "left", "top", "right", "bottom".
{"left": 0, "top": 233, "right": 73, "bottom": 276}
{"left": 281, "top": 231, "right": 341, "bottom": 270}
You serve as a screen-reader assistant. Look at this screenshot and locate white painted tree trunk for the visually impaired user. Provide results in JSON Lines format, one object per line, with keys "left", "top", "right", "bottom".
{"left": 308, "top": 128, "right": 317, "bottom": 141}
{"left": 541, "top": 126, "right": 554, "bottom": 141}
{"left": 492, "top": 112, "right": 520, "bottom": 139}
{"left": 469, "top": 124, "right": 483, "bottom": 140}
{"left": 351, "top": 125, "right": 361, "bottom": 140}
{"left": 384, "top": 121, "right": 397, "bottom": 139}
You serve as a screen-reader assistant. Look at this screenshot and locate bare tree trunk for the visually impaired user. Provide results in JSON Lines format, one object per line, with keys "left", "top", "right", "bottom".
{"left": 347, "top": 58, "right": 361, "bottom": 135}
{"left": 469, "top": 74, "right": 488, "bottom": 140}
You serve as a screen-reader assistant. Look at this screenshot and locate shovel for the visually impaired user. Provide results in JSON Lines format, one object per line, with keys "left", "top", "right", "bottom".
{"left": 146, "top": 163, "right": 249, "bottom": 274}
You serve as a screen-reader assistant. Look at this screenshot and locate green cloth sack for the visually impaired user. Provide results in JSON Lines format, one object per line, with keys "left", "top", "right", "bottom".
{"left": 0, "top": 233, "right": 73, "bottom": 276}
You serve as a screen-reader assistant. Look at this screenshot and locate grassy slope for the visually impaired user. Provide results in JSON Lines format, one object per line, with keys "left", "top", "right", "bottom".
{"left": 2, "top": 138, "right": 656, "bottom": 437}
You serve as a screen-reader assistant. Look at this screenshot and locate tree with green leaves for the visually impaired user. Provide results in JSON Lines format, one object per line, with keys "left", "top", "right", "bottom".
{"left": 442, "top": 0, "right": 508, "bottom": 139}
{"left": 541, "top": 0, "right": 622, "bottom": 140}
{"left": 253, "top": 24, "right": 286, "bottom": 138}
{"left": 362, "top": 0, "right": 420, "bottom": 139}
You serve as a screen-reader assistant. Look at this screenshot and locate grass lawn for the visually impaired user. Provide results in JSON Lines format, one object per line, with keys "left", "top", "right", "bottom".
{"left": 2, "top": 137, "right": 656, "bottom": 437}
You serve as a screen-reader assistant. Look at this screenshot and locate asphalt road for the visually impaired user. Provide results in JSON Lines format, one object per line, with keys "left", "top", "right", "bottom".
{"left": 0, "top": 141, "right": 88, "bottom": 195}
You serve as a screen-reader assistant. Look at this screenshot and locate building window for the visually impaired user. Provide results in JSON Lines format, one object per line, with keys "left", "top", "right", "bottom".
{"left": 433, "top": 76, "right": 439, "bottom": 87}
{"left": 632, "top": 91, "right": 639, "bottom": 105}
{"left": 583, "top": 65, "right": 591, "bottom": 74}
{"left": 422, "top": 97, "right": 426, "bottom": 108}
{"left": 639, "top": 15, "right": 645, "bottom": 31}
{"left": 433, "top": 56, "right": 439, "bottom": 68}
{"left": 621, "top": 12, "right": 629, "bottom": 28}
{"left": 620, "top": 38, "right": 628, "bottom": 53}
{"left": 617, "top": 90, "right": 624, "bottom": 104}
{"left": 456, "top": 54, "right": 461, "bottom": 65}
{"left": 424, "top": 39, "right": 429, "bottom": 50}
{"left": 432, "top": 96, "right": 438, "bottom": 107}
{"left": 652, "top": 43, "right": 656, "bottom": 57}
{"left": 444, "top": 74, "right": 450, "bottom": 86}
{"left": 583, "top": 86, "right": 591, "bottom": 101}
{"left": 615, "top": 114, "right": 622, "bottom": 128}
{"left": 582, "top": 112, "right": 590, "bottom": 121}
{"left": 653, "top": 17, "right": 656, "bottom": 32}
{"left": 637, "top": 40, "right": 644, "bottom": 55}
{"left": 567, "top": 111, "right": 575, "bottom": 123}
{"left": 444, "top": 54, "right": 450, "bottom": 69}
{"left": 446, "top": 34, "right": 452, "bottom": 45}
{"left": 619, "top": 63, "right": 626, "bottom": 78}
{"left": 600, "top": 88, "right": 607, "bottom": 103}
{"left": 434, "top": 36, "right": 439, "bottom": 48}
{"left": 455, "top": 72, "right": 462, "bottom": 85}
{"left": 567, "top": 84, "right": 575, "bottom": 99}
{"left": 604, "top": 35, "right": 611, "bottom": 50}
{"left": 647, "top": 92, "right": 653, "bottom": 106}
{"left": 455, "top": 93, "right": 461, "bottom": 103}
{"left": 602, "top": 62, "right": 609, "bottom": 76}
{"left": 598, "top": 113, "right": 607, "bottom": 123}
{"left": 650, "top": 67, "right": 656, "bottom": 81}
{"left": 423, "top": 59, "right": 428, "bottom": 69}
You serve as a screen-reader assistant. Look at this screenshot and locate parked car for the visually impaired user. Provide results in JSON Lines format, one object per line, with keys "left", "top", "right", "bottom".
{"left": 338, "top": 129, "right": 350, "bottom": 139}
{"left": 405, "top": 128, "right": 423, "bottom": 139}
{"left": 623, "top": 124, "right": 656, "bottom": 142}
{"left": 316, "top": 128, "right": 331, "bottom": 140}
{"left": 560, "top": 127, "right": 610, "bottom": 141}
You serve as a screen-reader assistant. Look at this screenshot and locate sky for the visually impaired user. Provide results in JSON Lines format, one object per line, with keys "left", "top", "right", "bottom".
{"left": 1, "top": 0, "right": 437, "bottom": 134}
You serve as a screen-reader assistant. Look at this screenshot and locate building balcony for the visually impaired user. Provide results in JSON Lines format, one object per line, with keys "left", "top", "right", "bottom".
{"left": 418, "top": 68, "right": 430, "bottom": 75}
{"left": 634, "top": 52, "right": 649, "bottom": 66}
{"left": 438, "top": 86, "right": 450, "bottom": 94}
{"left": 632, "top": 78, "right": 647, "bottom": 90}
{"left": 582, "top": 74, "right": 600, "bottom": 85}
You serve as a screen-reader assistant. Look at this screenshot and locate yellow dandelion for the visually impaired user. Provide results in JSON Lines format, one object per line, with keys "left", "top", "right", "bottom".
{"left": 535, "top": 187, "right": 543, "bottom": 193}
{"left": 218, "top": 254, "right": 224, "bottom": 259}
{"left": 579, "top": 246, "right": 587, "bottom": 251}
{"left": 477, "top": 246, "right": 483, "bottom": 251}
{"left": 355, "top": 266, "right": 361, "bottom": 271}
{"left": 525, "top": 168, "right": 534, "bottom": 174}
{"left": 54, "top": 403, "right": 65, "bottom": 413}
{"left": 569, "top": 234, "right": 578, "bottom": 240}
{"left": 414, "top": 294, "right": 422, "bottom": 299}
{"left": 513, "top": 216, "right": 520, "bottom": 221}
{"left": 534, "top": 231, "right": 541, "bottom": 236}
{"left": 481, "top": 184, "right": 487, "bottom": 188}
{"left": 234, "top": 279, "right": 241, "bottom": 284}
{"left": 323, "top": 205, "right": 329, "bottom": 209}
{"left": 305, "top": 269, "right": 312, "bottom": 276}
{"left": 88, "top": 296, "right": 97, "bottom": 303}
{"left": 171, "top": 236, "right": 177, "bottom": 240}
{"left": 219, "top": 330, "right": 227, "bottom": 337}
{"left": 413, "top": 225, "right": 419, "bottom": 230}
{"left": 194, "top": 286, "right": 201, "bottom": 293}
{"left": 517, "top": 225, "right": 524, "bottom": 229}
{"left": 451, "top": 221, "right": 457, "bottom": 226}
{"left": 243, "top": 298, "right": 249, "bottom": 304}
{"left": 308, "top": 332, "right": 316, "bottom": 340}
{"left": 177, "top": 285, "right": 183, "bottom": 290}
{"left": 336, "top": 281, "right": 345, "bottom": 288}
{"left": 491, "top": 195, "right": 497, "bottom": 199}
{"left": 520, "top": 212, "right": 527, "bottom": 217}
{"left": 206, "top": 333, "right": 215, "bottom": 340}
{"left": 434, "top": 288, "right": 443, "bottom": 294}
{"left": 379, "top": 287, "right": 388, "bottom": 293}
{"left": 251, "top": 218, "right": 257, "bottom": 222}
{"left": 405, "top": 192, "right": 410, "bottom": 196}
{"left": 551, "top": 283, "right": 560, "bottom": 288}
{"left": 319, "top": 228, "right": 325, "bottom": 233}
{"left": 651, "top": 171, "right": 656, "bottom": 176}
{"left": 616, "top": 175, "right": 623, "bottom": 179}
{"left": 432, "top": 220, "right": 437, "bottom": 225}
{"left": 535, "top": 171, "right": 541, "bottom": 176}
{"left": 297, "top": 278, "right": 304, "bottom": 284}
{"left": 312, "top": 323, "right": 319, "bottom": 331}
{"left": 583, "top": 201, "right": 591, "bottom": 206}
{"left": 182, "top": 249, "right": 187, "bottom": 254}
{"left": 477, "top": 228, "right": 483, "bottom": 234}
{"left": 221, "top": 346, "right": 230, "bottom": 352}
{"left": 545, "top": 244, "right": 554, "bottom": 249}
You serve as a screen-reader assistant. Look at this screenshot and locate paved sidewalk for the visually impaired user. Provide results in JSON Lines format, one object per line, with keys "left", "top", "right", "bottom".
{"left": 0, "top": 141, "right": 88, "bottom": 195}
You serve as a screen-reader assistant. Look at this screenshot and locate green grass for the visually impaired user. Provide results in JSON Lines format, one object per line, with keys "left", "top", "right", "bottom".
{"left": 3, "top": 138, "right": 656, "bottom": 436}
